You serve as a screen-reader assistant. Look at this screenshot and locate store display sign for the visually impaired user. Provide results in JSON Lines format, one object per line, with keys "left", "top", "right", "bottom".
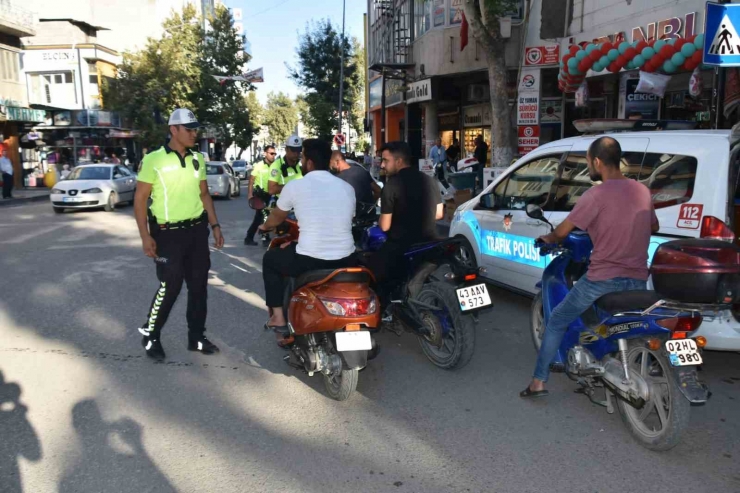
{"left": 406, "top": 79, "right": 432, "bottom": 104}
{"left": 385, "top": 78, "right": 405, "bottom": 107}
{"left": 54, "top": 111, "right": 72, "bottom": 126}
{"left": 517, "top": 94, "right": 539, "bottom": 125}
{"left": 518, "top": 68, "right": 540, "bottom": 93}
{"left": 525, "top": 46, "right": 560, "bottom": 66}
{"left": 450, "top": 0, "right": 463, "bottom": 25}
{"left": 540, "top": 100, "right": 562, "bottom": 123}
{"left": 369, "top": 78, "right": 382, "bottom": 109}
{"left": 6, "top": 107, "right": 45, "bottom": 122}
{"left": 625, "top": 79, "right": 659, "bottom": 119}
{"left": 433, "top": 0, "right": 445, "bottom": 27}
{"left": 463, "top": 104, "right": 492, "bottom": 128}
{"left": 518, "top": 125, "right": 540, "bottom": 155}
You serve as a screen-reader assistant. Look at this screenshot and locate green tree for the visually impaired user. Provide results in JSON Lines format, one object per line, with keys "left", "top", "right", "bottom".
{"left": 245, "top": 91, "right": 264, "bottom": 127}
{"left": 347, "top": 39, "right": 366, "bottom": 151}
{"left": 462, "top": 0, "right": 518, "bottom": 166}
{"left": 103, "top": 6, "right": 202, "bottom": 149}
{"left": 288, "top": 19, "right": 362, "bottom": 141}
{"left": 195, "top": 5, "right": 255, "bottom": 159}
{"left": 263, "top": 92, "right": 298, "bottom": 145}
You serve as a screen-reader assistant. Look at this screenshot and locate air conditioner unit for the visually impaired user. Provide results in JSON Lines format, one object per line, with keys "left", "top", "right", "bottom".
{"left": 468, "top": 84, "right": 490, "bottom": 102}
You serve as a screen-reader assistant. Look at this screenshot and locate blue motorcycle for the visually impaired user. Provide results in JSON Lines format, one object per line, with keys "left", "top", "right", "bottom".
{"left": 358, "top": 225, "right": 490, "bottom": 370}
{"left": 526, "top": 204, "right": 713, "bottom": 451}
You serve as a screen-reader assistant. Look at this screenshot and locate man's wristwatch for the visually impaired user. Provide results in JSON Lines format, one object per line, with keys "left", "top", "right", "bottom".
{"left": 210, "top": 223, "right": 221, "bottom": 229}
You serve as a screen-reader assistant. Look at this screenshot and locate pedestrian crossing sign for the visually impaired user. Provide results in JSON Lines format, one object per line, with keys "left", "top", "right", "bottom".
{"left": 704, "top": 2, "right": 740, "bottom": 66}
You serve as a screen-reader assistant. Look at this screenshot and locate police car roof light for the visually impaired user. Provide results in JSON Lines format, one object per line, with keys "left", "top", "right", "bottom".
{"left": 573, "top": 119, "right": 698, "bottom": 134}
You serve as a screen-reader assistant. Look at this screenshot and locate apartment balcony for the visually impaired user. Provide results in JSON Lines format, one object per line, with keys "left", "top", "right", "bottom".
{"left": 0, "top": 0, "right": 36, "bottom": 37}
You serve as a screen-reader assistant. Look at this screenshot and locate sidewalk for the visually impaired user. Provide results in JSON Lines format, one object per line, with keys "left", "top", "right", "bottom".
{"left": 0, "top": 187, "right": 50, "bottom": 206}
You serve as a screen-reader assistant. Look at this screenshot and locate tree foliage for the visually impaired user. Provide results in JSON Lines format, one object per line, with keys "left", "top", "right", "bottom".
{"left": 245, "top": 91, "right": 264, "bottom": 127}
{"left": 263, "top": 92, "right": 298, "bottom": 146}
{"left": 288, "top": 19, "right": 363, "bottom": 141}
{"left": 103, "top": 5, "right": 257, "bottom": 155}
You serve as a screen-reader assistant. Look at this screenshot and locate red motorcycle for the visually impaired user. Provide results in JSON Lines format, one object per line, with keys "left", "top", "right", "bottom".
{"left": 267, "top": 219, "right": 381, "bottom": 401}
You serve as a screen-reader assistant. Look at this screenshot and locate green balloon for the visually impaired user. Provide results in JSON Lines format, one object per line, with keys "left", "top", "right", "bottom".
{"left": 642, "top": 47, "right": 656, "bottom": 59}
{"left": 618, "top": 42, "right": 630, "bottom": 54}
{"left": 633, "top": 54, "right": 645, "bottom": 67}
{"left": 568, "top": 57, "right": 579, "bottom": 70}
{"left": 585, "top": 44, "right": 596, "bottom": 54}
{"left": 575, "top": 50, "right": 587, "bottom": 61}
{"left": 654, "top": 40, "right": 666, "bottom": 52}
{"left": 663, "top": 60, "right": 677, "bottom": 73}
{"left": 681, "top": 43, "right": 697, "bottom": 57}
{"left": 599, "top": 55, "right": 610, "bottom": 66}
{"left": 608, "top": 49, "right": 619, "bottom": 61}
{"left": 592, "top": 62, "right": 604, "bottom": 72}
{"left": 671, "top": 53, "right": 685, "bottom": 66}
{"left": 694, "top": 33, "right": 704, "bottom": 49}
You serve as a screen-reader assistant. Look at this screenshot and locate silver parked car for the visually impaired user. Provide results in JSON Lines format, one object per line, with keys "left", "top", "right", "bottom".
{"left": 231, "top": 160, "right": 249, "bottom": 180}
{"left": 50, "top": 164, "right": 137, "bottom": 213}
{"left": 206, "top": 162, "right": 241, "bottom": 199}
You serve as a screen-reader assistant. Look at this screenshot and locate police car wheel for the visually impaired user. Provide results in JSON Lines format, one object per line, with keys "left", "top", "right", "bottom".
{"left": 225, "top": 185, "right": 232, "bottom": 200}
{"left": 104, "top": 193, "right": 116, "bottom": 212}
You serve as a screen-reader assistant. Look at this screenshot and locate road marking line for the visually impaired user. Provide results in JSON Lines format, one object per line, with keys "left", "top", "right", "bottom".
{"left": 0, "top": 224, "right": 68, "bottom": 244}
{"left": 230, "top": 263, "right": 249, "bottom": 273}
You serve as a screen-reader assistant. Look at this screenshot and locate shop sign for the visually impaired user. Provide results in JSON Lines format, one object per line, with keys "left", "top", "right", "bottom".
{"left": 518, "top": 125, "right": 540, "bottom": 155}
{"left": 385, "top": 78, "right": 405, "bottom": 107}
{"left": 572, "top": 12, "right": 698, "bottom": 48}
{"left": 525, "top": 46, "right": 559, "bottom": 66}
{"left": 518, "top": 68, "right": 540, "bottom": 93}
{"left": 406, "top": 79, "right": 432, "bottom": 104}
{"left": 24, "top": 49, "right": 79, "bottom": 71}
{"left": 54, "top": 111, "right": 72, "bottom": 126}
{"left": 517, "top": 94, "right": 539, "bottom": 125}
{"left": 450, "top": 0, "right": 463, "bottom": 25}
{"left": 369, "top": 77, "right": 382, "bottom": 109}
{"left": 540, "top": 100, "right": 562, "bottom": 123}
{"left": 463, "top": 104, "right": 491, "bottom": 128}
{"left": 6, "top": 107, "right": 46, "bottom": 122}
{"left": 74, "top": 110, "right": 120, "bottom": 127}
{"left": 625, "top": 79, "right": 659, "bottom": 119}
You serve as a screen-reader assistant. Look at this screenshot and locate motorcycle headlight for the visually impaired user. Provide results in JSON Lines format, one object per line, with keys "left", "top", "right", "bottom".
{"left": 82, "top": 188, "right": 102, "bottom": 193}
{"left": 51, "top": 188, "right": 66, "bottom": 194}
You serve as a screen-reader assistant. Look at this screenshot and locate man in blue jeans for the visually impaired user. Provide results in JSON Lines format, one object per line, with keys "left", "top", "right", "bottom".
{"left": 521, "top": 136, "right": 659, "bottom": 398}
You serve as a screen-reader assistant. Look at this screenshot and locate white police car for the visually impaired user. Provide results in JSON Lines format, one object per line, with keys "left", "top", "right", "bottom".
{"left": 449, "top": 119, "right": 740, "bottom": 351}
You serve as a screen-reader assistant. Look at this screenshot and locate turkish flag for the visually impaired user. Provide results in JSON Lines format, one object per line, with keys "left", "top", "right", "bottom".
{"left": 461, "top": 11, "right": 469, "bottom": 51}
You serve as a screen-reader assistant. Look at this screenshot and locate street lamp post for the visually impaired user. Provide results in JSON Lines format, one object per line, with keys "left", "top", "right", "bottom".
{"left": 337, "top": 0, "right": 346, "bottom": 148}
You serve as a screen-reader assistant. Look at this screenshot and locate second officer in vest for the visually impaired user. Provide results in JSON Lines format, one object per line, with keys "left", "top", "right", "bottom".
{"left": 134, "top": 108, "right": 224, "bottom": 360}
{"left": 267, "top": 135, "right": 304, "bottom": 196}
{"left": 244, "top": 144, "right": 277, "bottom": 246}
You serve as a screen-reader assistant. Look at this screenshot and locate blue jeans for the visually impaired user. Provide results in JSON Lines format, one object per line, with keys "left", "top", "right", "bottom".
{"left": 533, "top": 277, "right": 647, "bottom": 382}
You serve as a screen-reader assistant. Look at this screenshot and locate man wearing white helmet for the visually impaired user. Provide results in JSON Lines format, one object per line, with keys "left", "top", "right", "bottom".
{"left": 267, "top": 135, "right": 303, "bottom": 196}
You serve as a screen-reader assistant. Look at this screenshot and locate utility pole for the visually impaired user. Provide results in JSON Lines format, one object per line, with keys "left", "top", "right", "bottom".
{"left": 337, "top": 0, "right": 346, "bottom": 148}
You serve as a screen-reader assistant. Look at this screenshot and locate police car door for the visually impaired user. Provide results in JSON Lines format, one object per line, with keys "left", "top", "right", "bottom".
{"left": 475, "top": 148, "right": 570, "bottom": 294}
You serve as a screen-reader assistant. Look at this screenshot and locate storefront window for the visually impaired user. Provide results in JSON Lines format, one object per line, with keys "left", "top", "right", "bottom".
{"left": 661, "top": 70, "right": 713, "bottom": 129}
{"left": 414, "top": 0, "right": 432, "bottom": 37}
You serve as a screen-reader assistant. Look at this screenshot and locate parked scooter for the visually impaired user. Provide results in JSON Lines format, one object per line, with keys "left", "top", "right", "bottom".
{"left": 358, "top": 225, "right": 490, "bottom": 369}
{"left": 267, "top": 219, "right": 381, "bottom": 401}
{"left": 526, "top": 204, "right": 740, "bottom": 450}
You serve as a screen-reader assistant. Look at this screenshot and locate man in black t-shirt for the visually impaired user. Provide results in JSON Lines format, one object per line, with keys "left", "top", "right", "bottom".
{"left": 330, "top": 151, "right": 381, "bottom": 209}
{"left": 367, "top": 141, "right": 443, "bottom": 283}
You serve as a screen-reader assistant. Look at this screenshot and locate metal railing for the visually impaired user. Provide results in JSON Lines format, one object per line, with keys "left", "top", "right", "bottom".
{"left": 369, "top": 0, "right": 412, "bottom": 67}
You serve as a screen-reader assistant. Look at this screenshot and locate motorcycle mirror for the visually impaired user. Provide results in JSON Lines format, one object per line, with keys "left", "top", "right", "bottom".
{"left": 526, "top": 204, "right": 545, "bottom": 220}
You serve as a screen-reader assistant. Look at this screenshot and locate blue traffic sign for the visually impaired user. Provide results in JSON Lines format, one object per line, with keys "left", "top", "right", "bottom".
{"left": 704, "top": 2, "right": 740, "bottom": 66}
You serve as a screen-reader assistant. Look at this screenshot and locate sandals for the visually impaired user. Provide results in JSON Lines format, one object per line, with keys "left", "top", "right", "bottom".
{"left": 519, "top": 387, "right": 549, "bottom": 398}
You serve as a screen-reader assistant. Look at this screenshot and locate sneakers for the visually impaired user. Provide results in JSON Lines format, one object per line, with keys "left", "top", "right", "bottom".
{"left": 187, "top": 335, "right": 220, "bottom": 355}
{"left": 141, "top": 335, "right": 166, "bottom": 361}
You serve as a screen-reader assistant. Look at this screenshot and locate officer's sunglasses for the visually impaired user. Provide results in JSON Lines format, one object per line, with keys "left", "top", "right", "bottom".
{"left": 266, "top": 152, "right": 277, "bottom": 156}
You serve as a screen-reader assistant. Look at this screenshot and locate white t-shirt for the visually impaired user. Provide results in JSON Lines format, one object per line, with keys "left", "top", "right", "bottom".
{"left": 277, "top": 170, "right": 356, "bottom": 260}
{"left": 0, "top": 157, "right": 12, "bottom": 175}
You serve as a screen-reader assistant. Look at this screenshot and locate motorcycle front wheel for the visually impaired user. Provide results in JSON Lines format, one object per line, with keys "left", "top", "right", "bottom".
{"left": 323, "top": 368, "right": 359, "bottom": 401}
{"left": 616, "top": 341, "right": 690, "bottom": 451}
{"left": 416, "top": 281, "right": 475, "bottom": 370}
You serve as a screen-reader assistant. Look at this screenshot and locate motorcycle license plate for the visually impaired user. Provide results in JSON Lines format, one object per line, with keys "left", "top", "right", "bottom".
{"left": 456, "top": 283, "right": 492, "bottom": 311}
{"left": 665, "top": 339, "right": 703, "bottom": 366}
{"left": 335, "top": 331, "right": 372, "bottom": 352}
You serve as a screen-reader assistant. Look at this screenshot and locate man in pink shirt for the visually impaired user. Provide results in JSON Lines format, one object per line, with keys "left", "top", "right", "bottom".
{"left": 521, "top": 136, "right": 660, "bottom": 398}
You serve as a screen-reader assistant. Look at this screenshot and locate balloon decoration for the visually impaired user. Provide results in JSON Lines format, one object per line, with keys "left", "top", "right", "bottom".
{"left": 558, "top": 34, "right": 706, "bottom": 93}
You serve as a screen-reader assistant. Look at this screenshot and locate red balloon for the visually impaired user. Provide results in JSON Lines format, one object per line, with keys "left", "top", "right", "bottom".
{"left": 616, "top": 55, "right": 627, "bottom": 67}
{"left": 577, "top": 60, "right": 589, "bottom": 73}
{"left": 674, "top": 38, "right": 686, "bottom": 50}
{"left": 659, "top": 45, "right": 674, "bottom": 58}
{"left": 569, "top": 45, "right": 580, "bottom": 55}
{"left": 563, "top": 54, "right": 572, "bottom": 64}
{"left": 601, "top": 42, "right": 614, "bottom": 52}
{"left": 624, "top": 47, "right": 637, "bottom": 59}
{"left": 636, "top": 40, "right": 648, "bottom": 52}
{"left": 691, "top": 50, "right": 703, "bottom": 64}
{"left": 589, "top": 50, "right": 602, "bottom": 62}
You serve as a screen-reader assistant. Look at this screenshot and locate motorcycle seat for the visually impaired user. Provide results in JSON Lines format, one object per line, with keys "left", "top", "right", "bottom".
{"left": 294, "top": 269, "right": 370, "bottom": 290}
{"left": 595, "top": 290, "right": 662, "bottom": 315}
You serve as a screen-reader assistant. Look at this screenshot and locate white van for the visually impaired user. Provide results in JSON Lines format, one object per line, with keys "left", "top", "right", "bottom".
{"left": 449, "top": 121, "right": 740, "bottom": 351}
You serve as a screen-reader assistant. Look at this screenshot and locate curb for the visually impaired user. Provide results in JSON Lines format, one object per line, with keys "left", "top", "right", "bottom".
{"left": 0, "top": 193, "right": 50, "bottom": 207}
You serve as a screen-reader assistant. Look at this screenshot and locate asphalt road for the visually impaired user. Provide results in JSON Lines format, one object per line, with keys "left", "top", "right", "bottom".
{"left": 1, "top": 189, "right": 739, "bottom": 493}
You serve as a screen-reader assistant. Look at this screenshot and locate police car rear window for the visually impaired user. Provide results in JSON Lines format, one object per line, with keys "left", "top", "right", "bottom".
{"left": 69, "top": 166, "right": 112, "bottom": 181}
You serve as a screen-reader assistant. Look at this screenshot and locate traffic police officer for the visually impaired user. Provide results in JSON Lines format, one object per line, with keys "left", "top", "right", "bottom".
{"left": 267, "top": 135, "right": 304, "bottom": 196}
{"left": 134, "top": 108, "right": 224, "bottom": 360}
{"left": 244, "top": 144, "right": 277, "bottom": 246}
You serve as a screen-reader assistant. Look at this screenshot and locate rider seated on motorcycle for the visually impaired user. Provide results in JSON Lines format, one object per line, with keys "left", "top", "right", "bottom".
{"left": 329, "top": 150, "right": 381, "bottom": 215}
{"left": 365, "top": 141, "right": 444, "bottom": 285}
{"left": 260, "top": 139, "right": 357, "bottom": 336}
{"left": 521, "top": 136, "right": 659, "bottom": 399}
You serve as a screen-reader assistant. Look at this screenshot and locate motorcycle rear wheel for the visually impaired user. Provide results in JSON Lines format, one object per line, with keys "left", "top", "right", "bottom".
{"left": 416, "top": 281, "right": 475, "bottom": 370}
{"left": 530, "top": 292, "right": 545, "bottom": 352}
{"left": 616, "top": 341, "right": 690, "bottom": 451}
{"left": 324, "top": 368, "right": 359, "bottom": 401}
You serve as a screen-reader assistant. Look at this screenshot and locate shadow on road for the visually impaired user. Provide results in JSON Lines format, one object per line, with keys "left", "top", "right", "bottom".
{"left": 58, "top": 399, "right": 176, "bottom": 493}
{"left": 0, "top": 370, "right": 41, "bottom": 493}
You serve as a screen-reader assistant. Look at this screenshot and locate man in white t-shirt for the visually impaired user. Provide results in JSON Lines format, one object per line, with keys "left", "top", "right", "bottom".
{"left": 260, "top": 138, "right": 356, "bottom": 335}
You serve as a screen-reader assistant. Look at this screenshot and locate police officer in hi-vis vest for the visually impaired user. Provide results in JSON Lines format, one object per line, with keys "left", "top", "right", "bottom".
{"left": 267, "top": 135, "right": 304, "bottom": 197}
{"left": 134, "top": 108, "right": 225, "bottom": 360}
{"left": 244, "top": 144, "right": 277, "bottom": 246}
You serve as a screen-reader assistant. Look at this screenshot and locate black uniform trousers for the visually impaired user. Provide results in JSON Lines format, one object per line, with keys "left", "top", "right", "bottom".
{"left": 263, "top": 242, "right": 356, "bottom": 308}
{"left": 2, "top": 173, "right": 13, "bottom": 198}
{"left": 245, "top": 207, "right": 265, "bottom": 241}
{"left": 141, "top": 220, "right": 211, "bottom": 340}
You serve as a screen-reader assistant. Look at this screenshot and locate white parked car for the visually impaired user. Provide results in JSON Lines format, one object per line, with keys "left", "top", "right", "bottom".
{"left": 449, "top": 120, "right": 740, "bottom": 351}
{"left": 206, "top": 162, "right": 241, "bottom": 199}
{"left": 50, "top": 164, "right": 137, "bottom": 213}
